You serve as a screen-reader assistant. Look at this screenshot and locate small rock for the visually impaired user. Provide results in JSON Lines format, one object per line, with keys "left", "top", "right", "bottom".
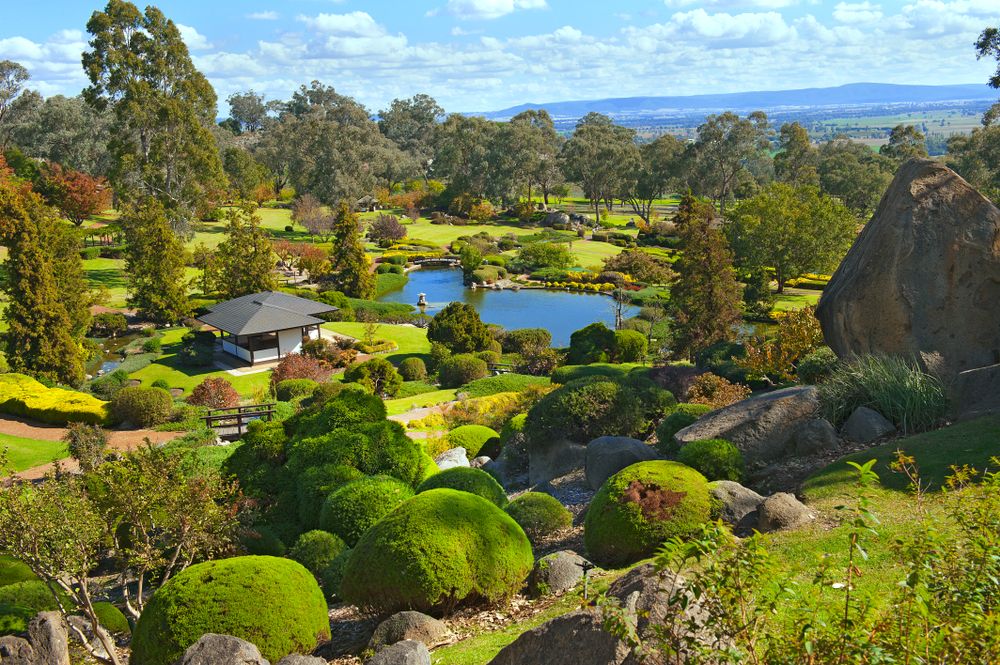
{"left": 709, "top": 480, "right": 764, "bottom": 528}
{"left": 276, "top": 656, "right": 326, "bottom": 665}
{"left": 176, "top": 634, "right": 269, "bottom": 665}
{"left": 757, "top": 492, "right": 815, "bottom": 532}
{"left": 470, "top": 456, "right": 491, "bottom": 469}
{"left": 434, "top": 447, "right": 469, "bottom": 470}
{"left": 29, "top": 612, "right": 70, "bottom": 665}
{"left": 841, "top": 407, "right": 896, "bottom": 444}
{"left": 585, "top": 436, "right": 660, "bottom": 490}
{"left": 528, "top": 551, "right": 590, "bottom": 597}
{"left": 364, "top": 640, "right": 430, "bottom": 665}
{"left": 0, "top": 636, "right": 34, "bottom": 665}
{"left": 487, "top": 610, "right": 628, "bottom": 665}
{"left": 792, "top": 418, "right": 840, "bottom": 455}
{"left": 369, "top": 612, "right": 451, "bottom": 651}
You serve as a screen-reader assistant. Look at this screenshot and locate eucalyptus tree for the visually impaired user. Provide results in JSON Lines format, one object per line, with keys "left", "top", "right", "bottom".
{"left": 879, "top": 124, "right": 928, "bottom": 162}
{"left": 0, "top": 60, "right": 40, "bottom": 151}
{"left": 691, "top": 111, "right": 771, "bottom": 214}
{"left": 433, "top": 113, "right": 496, "bottom": 199}
{"left": 509, "top": 109, "right": 564, "bottom": 204}
{"left": 378, "top": 93, "right": 444, "bottom": 166}
{"left": 560, "top": 112, "right": 639, "bottom": 222}
{"left": 620, "top": 132, "right": 686, "bottom": 223}
{"left": 13, "top": 94, "right": 112, "bottom": 175}
{"left": 818, "top": 136, "right": 895, "bottom": 215}
{"left": 774, "top": 122, "right": 819, "bottom": 187}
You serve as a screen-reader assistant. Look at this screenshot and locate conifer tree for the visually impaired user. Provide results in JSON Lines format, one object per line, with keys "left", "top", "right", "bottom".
{"left": 0, "top": 159, "right": 88, "bottom": 385}
{"left": 326, "top": 201, "right": 374, "bottom": 299}
{"left": 670, "top": 193, "right": 742, "bottom": 360}
{"left": 215, "top": 203, "right": 278, "bottom": 299}
{"left": 121, "top": 197, "right": 190, "bottom": 322}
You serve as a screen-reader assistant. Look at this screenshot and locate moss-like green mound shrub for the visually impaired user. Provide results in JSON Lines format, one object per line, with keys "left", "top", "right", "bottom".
{"left": 505, "top": 492, "right": 572, "bottom": 542}
{"left": 417, "top": 451, "right": 439, "bottom": 483}
{"left": 655, "top": 403, "right": 714, "bottom": 455}
{"left": 275, "top": 378, "right": 319, "bottom": 402}
{"left": 110, "top": 386, "right": 173, "bottom": 427}
{"left": 0, "top": 555, "right": 37, "bottom": 587}
{"left": 438, "top": 354, "right": 489, "bottom": 388}
{"left": 320, "top": 549, "right": 352, "bottom": 602}
{"left": 417, "top": 467, "right": 508, "bottom": 507}
{"left": 0, "top": 581, "right": 71, "bottom": 635}
{"left": 340, "top": 489, "right": 533, "bottom": 615}
{"left": 447, "top": 425, "right": 500, "bottom": 458}
{"left": 584, "top": 461, "right": 710, "bottom": 567}
{"left": 499, "top": 413, "right": 527, "bottom": 444}
{"left": 93, "top": 601, "right": 130, "bottom": 635}
{"left": 677, "top": 439, "right": 744, "bottom": 482}
{"left": 296, "top": 464, "right": 365, "bottom": 529}
{"left": 398, "top": 357, "right": 428, "bottom": 382}
{"left": 289, "top": 530, "right": 348, "bottom": 576}
{"left": 0, "top": 373, "right": 109, "bottom": 425}
{"left": 131, "top": 556, "right": 330, "bottom": 665}
{"left": 319, "top": 476, "right": 415, "bottom": 546}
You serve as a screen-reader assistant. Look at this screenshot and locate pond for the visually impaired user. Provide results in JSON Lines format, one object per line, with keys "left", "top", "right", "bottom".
{"left": 377, "top": 268, "right": 639, "bottom": 347}
{"left": 86, "top": 333, "right": 140, "bottom": 377}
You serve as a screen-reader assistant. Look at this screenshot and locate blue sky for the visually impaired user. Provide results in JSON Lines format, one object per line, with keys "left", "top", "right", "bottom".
{"left": 2, "top": 1, "right": 999, "bottom": 113}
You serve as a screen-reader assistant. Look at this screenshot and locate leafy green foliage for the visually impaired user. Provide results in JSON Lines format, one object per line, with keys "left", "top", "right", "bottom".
{"left": 214, "top": 204, "right": 279, "bottom": 299}
{"left": 677, "top": 438, "right": 744, "bottom": 482}
{"left": 92, "top": 601, "right": 130, "bottom": 635}
{"left": 418, "top": 467, "right": 508, "bottom": 507}
{"left": 131, "top": 556, "right": 330, "bottom": 665}
{"left": 584, "top": 460, "right": 711, "bottom": 566}
{"left": 344, "top": 357, "right": 403, "bottom": 397}
{"left": 289, "top": 530, "right": 348, "bottom": 576}
{"left": 109, "top": 386, "right": 173, "bottom": 427}
{"left": 501, "top": 328, "right": 552, "bottom": 354}
{"left": 655, "top": 404, "right": 713, "bottom": 456}
{"left": 797, "top": 347, "right": 840, "bottom": 385}
{"left": 613, "top": 329, "right": 648, "bottom": 362}
{"left": 504, "top": 492, "right": 572, "bottom": 543}
{"left": 0, "top": 373, "right": 109, "bottom": 425}
{"left": 447, "top": 425, "right": 500, "bottom": 457}
{"left": 326, "top": 202, "right": 375, "bottom": 299}
{"left": 120, "top": 198, "right": 191, "bottom": 323}
{"left": 0, "top": 580, "right": 71, "bottom": 635}
{"left": 438, "top": 354, "right": 489, "bottom": 388}
{"left": 340, "top": 489, "right": 533, "bottom": 614}
{"left": 274, "top": 378, "right": 319, "bottom": 402}
{"left": 398, "top": 357, "right": 428, "bottom": 382}
{"left": 427, "top": 302, "right": 492, "bottom": 353}
{"left": 319, "top": 476, "right": 415, "bottom": 546}
{"left": 568, "top": 322, "right": 616, "bottom": 364}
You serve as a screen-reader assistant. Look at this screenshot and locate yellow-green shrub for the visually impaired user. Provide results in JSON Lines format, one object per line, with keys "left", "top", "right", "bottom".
{"left": 0, "top": 374, "right": 109, "bottom": 425}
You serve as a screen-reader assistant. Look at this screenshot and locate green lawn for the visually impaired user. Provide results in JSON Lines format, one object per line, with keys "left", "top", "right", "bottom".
{"left": 384, "top": 388, "right": 458, "bottom": 416}
{"left": 322, "top": 322, "right": 431, "bottom": 365}
{"left": 773, "top": 289, "right": 820, "bottom": 312}
{"left": 0, "top": 433, "right": 67, "bottom": 472}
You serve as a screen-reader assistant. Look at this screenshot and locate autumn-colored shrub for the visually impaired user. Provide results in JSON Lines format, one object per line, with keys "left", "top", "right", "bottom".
{"left": 270, "top": 354, "right": 331, "bottom": 389}
{"left": 187, "top": 377, "right": 240, "bottom": 409}
{"left": 687, "top": 373, "right": 751, "bottom": 410}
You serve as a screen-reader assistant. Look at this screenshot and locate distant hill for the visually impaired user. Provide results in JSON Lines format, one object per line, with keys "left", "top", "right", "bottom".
{"left": 479, "top": 83, "right": 996, "bottom": 121}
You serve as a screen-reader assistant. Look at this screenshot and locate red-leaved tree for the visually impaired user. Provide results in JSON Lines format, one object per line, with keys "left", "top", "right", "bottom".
{"left": 44, "top": 163, "right": 110, "bottom": 226}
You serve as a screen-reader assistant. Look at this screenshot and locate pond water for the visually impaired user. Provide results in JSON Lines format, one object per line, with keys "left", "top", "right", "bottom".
{"left": 86, "top": 334, "right": 139, "bottom": 376}
{"left": 377, "top": 268, "right": 639, "bottom": 347}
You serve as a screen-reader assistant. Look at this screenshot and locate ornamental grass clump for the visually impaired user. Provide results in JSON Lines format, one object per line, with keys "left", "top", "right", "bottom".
{"left": 818, "top": 354, "right": 948, "bottom": 433}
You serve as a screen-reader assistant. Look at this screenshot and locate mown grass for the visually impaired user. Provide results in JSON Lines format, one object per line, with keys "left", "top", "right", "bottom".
{"left": 384, "top": 389, "right": 458, "bottom": 416}
{"left": 0, "top": 433, "right": 67, "bottom": 472}
{"left": 322, "top": 322, "right": 431, "bottom": 365}
{"left": 772, "top": 289, "right": 821, "bottom": 312}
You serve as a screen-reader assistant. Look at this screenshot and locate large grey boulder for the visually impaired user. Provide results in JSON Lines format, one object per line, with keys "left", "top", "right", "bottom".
{"left": 369, "top": 611, "right": 451, "bottom": 651}
{"left": 487, "top": 610, "right": 629, "bottom": 665}
{"left": 585, "top": 436, "right": 660, "bottom": 490}
{"left": 176, "top": 634, "right": 269, "bottom": 665}
{"left": 841, "top": 407, "right": 896, "bottom": 444}
{"left": 709, "top": 480, "right": 764, "bottom": 528}
{"left": 954, "top": 363, "right": 1000, "bottom": 419}
{"left": 528, "top": 551, "right": 590, "bottom": 597}
{"left": 364, "top": 640, "right": 430, "bottom": 665}
{"left": 758, "top": 493, "right": 814, "bottom": 532}
{"left": 816, "top": 159, "right": 1000, "bottom": 381}
{"left": 545, "top": 211, "right": 570, "bottom": 227}
{"left": 529, "top": 438, "right": 587, "bottom": 486}
{"left": 275, "top": 656, "right": 326, "bottom": 665}
{"left": 28, "top": 612, "right": 69, "bottom": 665}
{"left": 674, "top": 386, "right": 819, "bottom": 464}
{"left": 434, "top": 447, "right": 469, "bottom": 470}
{"left": 0, "top": 636, "right": 34, "bottom": 665}
{"left": 792, "top": 418, "right": 840, "bottom": 455}
{"left": 484, "top": 432, "right": 528, "bottom": 489}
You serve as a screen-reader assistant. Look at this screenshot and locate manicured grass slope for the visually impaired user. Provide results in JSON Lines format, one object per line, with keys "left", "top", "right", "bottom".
{"left": 0, "top": 433, "right": 66, "bottom": 472}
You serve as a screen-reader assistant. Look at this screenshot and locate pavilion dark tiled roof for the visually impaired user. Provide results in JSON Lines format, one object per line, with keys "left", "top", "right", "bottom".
{"left": 196, "top": 291, "right": 337, "bottom": 336}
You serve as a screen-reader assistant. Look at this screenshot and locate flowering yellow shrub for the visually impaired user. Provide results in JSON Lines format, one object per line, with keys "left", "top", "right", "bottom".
{"left": 0, "top": 373, "right": 110, "bottom": 425}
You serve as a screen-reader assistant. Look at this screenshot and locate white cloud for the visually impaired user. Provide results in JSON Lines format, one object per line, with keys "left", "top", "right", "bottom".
{"left": 664, "top": 9, "right": 797, "bottom": 46}
{"left": 298, "top": 12, "right": 386, "bottom": 36}
{"left": 665, "top": 0, "right": 799, "bottom": 8}
{"left": 441, "top": 0, "right": 548, "bottom": 21}
{"left": 176, "top": 23, "right": 212, "bottom": 50}
{"left": 247, "top": 11, "right": 279, "bottom": 21}
{"left": 832, "top": 2, "right": 883, "bottom": 24}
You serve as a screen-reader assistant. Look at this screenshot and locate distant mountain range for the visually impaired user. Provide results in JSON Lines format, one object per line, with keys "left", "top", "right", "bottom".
{"left": 479, "top": 83, "right": 997, "bottom": 121}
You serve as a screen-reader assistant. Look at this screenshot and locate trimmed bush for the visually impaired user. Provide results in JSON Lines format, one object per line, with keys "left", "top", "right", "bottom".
{"left": 90, "top": 369, "right": 130, "bottom": 400}
{"left": 499, "top": 413, "right": 527, "bottom": 444}
{"left": 677, "top": 439, "right": 744, "bottom": 481}
{"left": 417, "top": 466, "right": 508, "bottom": 507}
{"left": 502, "top": 328, "right": 552, "bottom": 354}
{"left": 461, "top": 374, "right": 549, "bottom": 399}
{"left": 344, "top": 357, "right": 403, "bottom": 397}
{"left": 797, "top": 346, "right": 840, "bottom": 384}
{"left": 568, "top": 322, "right": 616, "bottom": 364}
{"left": 110, "top": 386, "right": 173, "bottom": 427}
{"left": 92, "top": 601, "right": 130, "bottom": 635}
{"left": 551, "top": 363, "right": 643, "bottom": 384}
{"left": 151, "top": 378, "right": 170, "bottom": 390}
{"left": 320, "top": 549, "right": 352, "bottom": 602}
{"left": 505, "top": 492, "right": 572, "bottom": 542}
{"left": 241, "top": 525, "right": 287, "bottom": 557}
{"left": 613, "top": 330, "right": 648, "bottom": 362}
{"left": 296, "top": 464, "right": 365, "bottom": 529}
{"left": 398, "top": 357, "right": 428, "bottom": 382}
{"left": 340, "top": 489, "right": 533, "bottom": 614}
{"left": 289, "top": 530, "right": 348, "bottom": 576}
{"left": 0, "top": 580, "right": 70, "bottom": 635}
{"left": 584, "top": 461, "right": 711, "bottom": 566}
{"left": 131, "top": 556, "right": 330, "bottom": 665}
{"left": 186, "top": 377, "right": 240, "bottom": 409}
{"left": 447, "top": 425, "right": 500, "bottom": 458}
{"left": 319, "top": 476, "right": 415, "bottom": 546}
{"left": 89, "top": 312, "right": 127, "bottom": 337}
{"left": 275, "top": 378, "right": 319, "bottom": 402}
{"left": 438, "top": 354, "right": 489, "bottom": 389}
{"left": 0, "top": 556, "right": 36, "bottom": 587}
{"left": 0, "top": 373, "right": 109, "bottom": 425}
{"left": 655, "top": 404, "right": 714, "bottom": 455}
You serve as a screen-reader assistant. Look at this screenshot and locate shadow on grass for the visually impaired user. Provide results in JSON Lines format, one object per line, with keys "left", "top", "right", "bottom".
{"left": 85, "top": 268, "right": 127, "bottom": 289}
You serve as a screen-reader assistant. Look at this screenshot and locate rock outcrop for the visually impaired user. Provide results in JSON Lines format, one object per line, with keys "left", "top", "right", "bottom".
{"left": 757, "top": 493, "right": 815, "bottom": 532}
{"left": 528, "top": 439, "right": 587, "bottom": 485}
{"left": 709, "top": 480, "right": 764, "bottom": 529}
{"left": 841, "top": 407, "right": 896, "bottom": 444}
{"left": 176, "top": 634, "right": 269, "bottom": 665}
{"left": 368, "top": 612, "right": 451, "bottom": 651}
{"left": 585, "top": 436, "right": 660, "bottom": 490}
{"left": 364, "top": 640, "right": 430, "bottom": 665}
{"left": 528, "top": 551, "right": 590, "bottom": 597}
{"left": 816, "top": 159, "right": 1000, "bottom": 382}
{"left": 674, "top": 386, "right": 819, "bottom": 464}
{"left": 434, "top": 447, "right": 469, "bottom": 470}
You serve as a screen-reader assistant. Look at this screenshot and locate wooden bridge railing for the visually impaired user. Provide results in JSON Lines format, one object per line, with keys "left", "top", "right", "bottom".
{"left": 488, "top": 363, "right": 514, "bottom": 375}
{"left": 202, "top": 403, "right": 276, "bottom": 440}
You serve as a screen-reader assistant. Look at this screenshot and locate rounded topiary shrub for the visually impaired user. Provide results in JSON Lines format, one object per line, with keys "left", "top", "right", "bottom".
{"left": 437, "top": 354, "right": 489, "bottom": 389}
{"left": 289, "top": 530, "right": 348, "bottom": 576}
{"left": 131, "top": 556, "right": 330, "bottom": 665}
{"left": 447, "top": 425, "right": 500, "bottom": 458}
{"left": 0, "top": 556, "right": 37, "bottom": 587}
{"left": 398, "top": 357, "right": 428, "bottom": 382}
{"left": 92, "top": 601, "right": 130, "bottom": 635}
{"left": 0, "top": 580, "right": 69, "bottom": 635}
{"left": 319, "top": 476, "right": 415, "bottom": 546}
{"left": 499, "top": 413, "right": 527, "bottom": 444}
{"left": 320, "top": 549, "right": 352, "bottom": 602}
{"left": 584, "top": 461, "right": 711, "bottom": 567}
{"left": 417, "top": 467, "right": 508, "bottom": 507}
{"left": 275, "top": 378, "right": 320, "bottom": 402}
{"left": 295, "top": 464, "right": 365, "bottom": 529}
{"left": 655, "top": 403, "right": 713, "bottom": 455}
{"left": 340, "top": 489, "right": 533, "bottom": 615}
{"left": 677, "top": 439, "right": 744, "bottom": 482}
{"left": 505, "top": 492, "right": 572, "bottom": 543}
{"left": 109, "top": 386, "right": 173, "bottom": 427}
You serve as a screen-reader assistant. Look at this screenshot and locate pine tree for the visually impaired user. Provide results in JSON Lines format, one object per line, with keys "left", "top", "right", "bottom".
{"left": 0, "top": 165, "right": 87, "bottom": 385}
{"left": 45, "top": 220, "right": 93, "bottom": 340}
{"left": 121, "top": 198, "right": 191, "bottom": 323}
{"left": 670, "top": 193, "right": 742, "bottom": 360}
{"left": 326, "top": 201, "right": 374, "bottom": 299}
{"left": 215, "top": 203, "right": 278, "bottom": 299}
